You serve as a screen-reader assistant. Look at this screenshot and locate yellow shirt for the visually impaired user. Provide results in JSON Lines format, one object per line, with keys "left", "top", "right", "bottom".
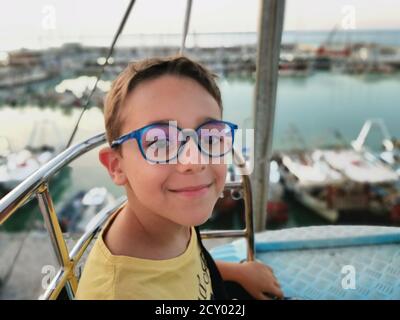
{"left": 75, "top": 208, "right": 213, "bottom": 300}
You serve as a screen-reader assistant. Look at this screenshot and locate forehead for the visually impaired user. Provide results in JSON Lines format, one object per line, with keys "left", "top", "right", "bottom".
{"left": 120, "top": 75, "right": 222, "bottom": 132}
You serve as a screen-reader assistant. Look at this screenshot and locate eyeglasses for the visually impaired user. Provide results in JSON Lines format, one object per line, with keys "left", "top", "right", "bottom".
{"left": 111, "top": 120, "right": 238, "bottom": 163}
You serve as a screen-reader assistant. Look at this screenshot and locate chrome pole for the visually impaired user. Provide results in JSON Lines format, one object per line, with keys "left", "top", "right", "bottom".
{"left": 36, "top": 183, "right": 78, "bottom": 299}
{"left": 201, "top": 149, "right": 255, "bottom": 261}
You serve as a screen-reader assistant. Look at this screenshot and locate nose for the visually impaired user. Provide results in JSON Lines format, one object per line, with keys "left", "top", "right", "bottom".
{"left": 176, "top": 136, "right": 207, "bottom": 173}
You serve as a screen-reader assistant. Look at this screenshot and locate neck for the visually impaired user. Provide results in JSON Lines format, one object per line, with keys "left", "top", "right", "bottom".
{"left": 123, "top": 199, "right": 190, "bottom": 246}
{"left": 104, "top": 189, "right": 191, "bottom": 260}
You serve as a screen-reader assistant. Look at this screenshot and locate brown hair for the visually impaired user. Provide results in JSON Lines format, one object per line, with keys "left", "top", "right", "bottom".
{"left": 103, "top": 55, "right": 223, "bottom": 146}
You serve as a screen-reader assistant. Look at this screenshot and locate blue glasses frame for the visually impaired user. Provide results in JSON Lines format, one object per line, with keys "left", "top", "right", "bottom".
{"left": 111, "top": 120, "right": 238, "bottom": 163}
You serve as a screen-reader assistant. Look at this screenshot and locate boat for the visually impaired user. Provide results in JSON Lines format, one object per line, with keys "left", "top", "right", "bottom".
{"left": 0, "top": 120, "right": 64, "bottom": 192}
{"left": 58, "top": 187, "right": 116, "bottom": 233}
{"left": 274, "top": 148, "right": 344, "bottom": 222}
{"left": 274, "top": 128, "right": 399, "bottom": 223}
{"left": 279, "top": 53, "right": 311, "bottom": 77}
{"left": 351, "top": 119, "right": 400, "bottom": 224}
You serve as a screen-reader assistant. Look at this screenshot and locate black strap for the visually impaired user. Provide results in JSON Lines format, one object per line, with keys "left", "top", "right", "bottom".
{"left": 194, "top": 226, "right": 228, "bottom": 300}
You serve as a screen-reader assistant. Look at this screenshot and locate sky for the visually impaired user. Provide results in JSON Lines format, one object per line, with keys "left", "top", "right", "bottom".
{"left": 0, "top": 0, "right": 399, "bottom": 51}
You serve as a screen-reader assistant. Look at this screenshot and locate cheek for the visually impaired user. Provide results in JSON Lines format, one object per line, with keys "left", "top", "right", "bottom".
{"left": 129, "top": 164, "right": 168, "bottom": 193}
{"left": 212, "top": 164, "right": 227, "bottom": 192}
{"left": 122, "top": 144, "right": 169, "bottom": 200}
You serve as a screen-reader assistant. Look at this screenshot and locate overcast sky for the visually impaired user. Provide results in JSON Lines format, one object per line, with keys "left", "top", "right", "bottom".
{"left": 1, "top": 0, "right": 399, "bottom": 51}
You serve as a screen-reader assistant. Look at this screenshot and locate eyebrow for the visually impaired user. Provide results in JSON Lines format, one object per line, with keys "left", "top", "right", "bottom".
{"left": 145, "top": 117, "right": 220, "bottom": 127}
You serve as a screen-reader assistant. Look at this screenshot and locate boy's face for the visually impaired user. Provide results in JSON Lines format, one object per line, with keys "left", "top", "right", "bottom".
{"left": 108, "top": 75, "right": 227, "bottom": 227}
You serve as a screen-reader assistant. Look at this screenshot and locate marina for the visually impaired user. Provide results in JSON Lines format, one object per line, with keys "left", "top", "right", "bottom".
{"left": 0, "top": 0, "right": 399, "bottom": 301}
{"left": 2, "top": 71, "right": 399, "bottom": 228}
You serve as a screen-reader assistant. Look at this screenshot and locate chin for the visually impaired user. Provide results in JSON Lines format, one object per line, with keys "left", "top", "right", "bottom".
{"left": 176, "top": 207, "right": 213, "bottom": 227}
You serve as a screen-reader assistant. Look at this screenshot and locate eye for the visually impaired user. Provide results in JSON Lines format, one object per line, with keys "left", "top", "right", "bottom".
{"left": 203, "top": 135, "right": 222, "bottom": 145}
{"left": 147, "top": 137, "right": 170, "bottom": 149}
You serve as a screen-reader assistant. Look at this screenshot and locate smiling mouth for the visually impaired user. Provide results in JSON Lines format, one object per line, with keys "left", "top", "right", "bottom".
{"left": 169, "top": 182, "right": 213, "bottom": 193}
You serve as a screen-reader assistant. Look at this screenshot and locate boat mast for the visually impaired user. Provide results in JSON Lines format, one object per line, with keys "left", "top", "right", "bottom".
{"left": 252, "top": 0, "right": 285, "bottom": 231}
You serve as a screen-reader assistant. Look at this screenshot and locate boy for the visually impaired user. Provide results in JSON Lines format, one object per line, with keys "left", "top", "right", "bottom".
{"left": 76, "top": 56, "right": 283, "bottom": 300}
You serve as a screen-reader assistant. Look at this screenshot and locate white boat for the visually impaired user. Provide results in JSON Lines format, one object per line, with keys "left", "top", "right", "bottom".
{"left": 276, "top": 147, "right": 399, "bottom": 223}
{"left": 0, "top": 120, "right": 64, "bottom": 191}
{"left": 58, "top": 187, "right": 116, "bottom": 234}
{"left": 276, "top": 149, "right": 344, "bottom": 222}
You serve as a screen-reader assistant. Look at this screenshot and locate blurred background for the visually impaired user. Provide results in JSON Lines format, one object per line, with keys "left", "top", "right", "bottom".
{"left": 0, "top": 0, "right": 399, "bottom": 299}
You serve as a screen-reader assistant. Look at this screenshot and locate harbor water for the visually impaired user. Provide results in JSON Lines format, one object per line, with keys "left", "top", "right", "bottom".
{"left": 0, "top": 71, "right": 399, "bottom": 231}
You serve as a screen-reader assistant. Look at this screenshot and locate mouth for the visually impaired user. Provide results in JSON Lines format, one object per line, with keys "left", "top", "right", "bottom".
{"left": 168, "top": 182, "right": 213, "bottom": 197}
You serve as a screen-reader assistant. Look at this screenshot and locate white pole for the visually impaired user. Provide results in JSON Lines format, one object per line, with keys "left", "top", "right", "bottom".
{"left": 252, "top": 0, "right": 285, "bottom": 232}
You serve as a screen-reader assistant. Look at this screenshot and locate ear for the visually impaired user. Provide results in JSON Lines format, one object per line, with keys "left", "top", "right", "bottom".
{"left": 99, "top": 147, "right": 128, "bottom": 186}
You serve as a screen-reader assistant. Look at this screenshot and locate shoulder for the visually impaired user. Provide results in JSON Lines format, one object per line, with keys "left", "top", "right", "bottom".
{"left": 75, "top": 237, "right": 116, "bottom": 300}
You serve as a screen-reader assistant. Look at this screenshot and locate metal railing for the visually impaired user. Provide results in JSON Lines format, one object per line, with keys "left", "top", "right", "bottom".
{"left": 0, "top": 132, "right": 255, "bottom": 300}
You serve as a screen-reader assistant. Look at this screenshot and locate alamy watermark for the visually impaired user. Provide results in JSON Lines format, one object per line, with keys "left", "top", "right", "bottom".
{"left": 341, "top": 265, "right": 356, "bottom": 290}
{"left": 41, "top": 5, "right": 57, "bottom": 31}
{"left": 341, "top": 5, "right": 356, "bottom": 30}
